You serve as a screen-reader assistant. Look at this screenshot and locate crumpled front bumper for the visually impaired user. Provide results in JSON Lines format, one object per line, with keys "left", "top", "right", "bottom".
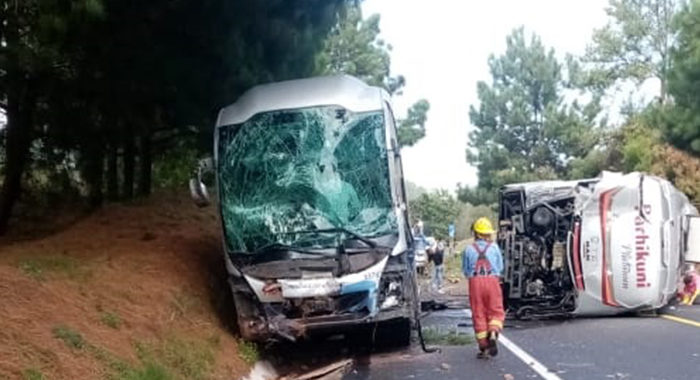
{"left": 238, "top": 304, "right": 413, "bottom": 342}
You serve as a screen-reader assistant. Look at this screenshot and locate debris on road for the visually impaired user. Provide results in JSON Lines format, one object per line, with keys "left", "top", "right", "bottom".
{"left": 421, "top": 300, "right": 448, "bottom": 311}
{"left": 503, "top": 374, "right": 515, "bottom": 380}
{"left": 605, "top": 373, "right": 631, "bottom": 379}
{"left": 242, "top": 361, "right": 278, "bottom": 380}
{"left": 440, "top": 363, "right": 451, "bottom": 371}
{"left": 281, "top": 359, "right": 353, "bottom": 380}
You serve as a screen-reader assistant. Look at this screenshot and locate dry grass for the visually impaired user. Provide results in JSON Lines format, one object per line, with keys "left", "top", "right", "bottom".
{"left": 0, "top": 191, "right": 248, "bottom": 379}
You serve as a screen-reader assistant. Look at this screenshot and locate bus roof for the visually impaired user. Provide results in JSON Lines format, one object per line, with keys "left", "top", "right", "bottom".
{"left": 216, "top": 75, "right": 387, "bottom": 127}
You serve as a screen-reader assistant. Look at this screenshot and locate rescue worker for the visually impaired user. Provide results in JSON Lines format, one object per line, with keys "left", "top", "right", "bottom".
{"left": 679, "top": 270, "right": 699, "bottom": 305}
{"left": 462, "top": 217, "right": 505, "bottom": 359}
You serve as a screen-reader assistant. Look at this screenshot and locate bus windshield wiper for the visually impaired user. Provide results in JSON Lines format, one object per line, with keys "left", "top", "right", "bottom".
{"left": 252, "top": 242, "right": 333, "bottom": 257}
{"left": 291, "top": 227, "right": 387, "bottom": 249}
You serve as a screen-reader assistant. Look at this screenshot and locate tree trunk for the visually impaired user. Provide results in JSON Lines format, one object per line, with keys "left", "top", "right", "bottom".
{"left": 107, "top": 144, "right": 119, "bottom": 201}
{"left": 123, "top": 124, "right": 135, "bottom": 199}
{"left": 0, "top": 89, "right": 35, "bottom": 234}
{"left": 660, "top": 78, "right": 667, "bottom": 105}
{"left": 0, "top": 11, "right": 35, "bottom": 235}
{"left": 138, "top": 132, "right": 152, "bottom": 197}
{"left": 83, "top": 143, "right": 105, "bottom": 209}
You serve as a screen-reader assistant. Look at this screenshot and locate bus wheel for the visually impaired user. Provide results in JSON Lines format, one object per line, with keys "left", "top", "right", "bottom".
{"left": 373, "top": 318, "right": 411, "bottom": 348}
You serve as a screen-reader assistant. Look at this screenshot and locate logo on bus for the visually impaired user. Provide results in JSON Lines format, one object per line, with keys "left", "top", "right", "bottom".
{"left": 584, "top": 236, "right": 599, "bottom": 263}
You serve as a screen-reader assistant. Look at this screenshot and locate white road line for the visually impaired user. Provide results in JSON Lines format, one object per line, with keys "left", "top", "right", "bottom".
{"left": 461, "top": 309, "right": 563, "bottom": 380}
{"left": 499, "top": 334, "right": 563, "bottom": 380}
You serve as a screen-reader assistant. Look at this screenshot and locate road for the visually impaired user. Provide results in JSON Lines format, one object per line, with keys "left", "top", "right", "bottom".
{"left": 246, "top": 304, "right": 699, "bottom": 380}
{"left": 340, "top": 305, "right": 700, "bottom": 380}
{"left": 245, "top": 270, "right": 699, "bottom": 380}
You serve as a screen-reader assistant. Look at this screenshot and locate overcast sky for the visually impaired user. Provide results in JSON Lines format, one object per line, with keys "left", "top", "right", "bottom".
{"left": 361, "top": 0, "right": 613, "bottom": 192}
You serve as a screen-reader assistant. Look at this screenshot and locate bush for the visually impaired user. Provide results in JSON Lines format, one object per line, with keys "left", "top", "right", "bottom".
{"left": 22, "top": 368, "right": 45, "bottom": 380}
{"left": 101, "top": 311, "right": 122, "bottom": 329}
{"left": 455, "top": 203, "right": 497, "bottom": 241}
{"left": 52, "top": 325, "right": 85, "bottom": 350}
{"left": 152, "top": 142, "right": 199, "bottom": 190}
{"left": 409, "top": 190, "right": 460, "bottom": 239}
{"left": 651, "top": 144, "right": 700, "bottom": 205}
{"left": 18, "top": 255, "right": 90, "bottom": 282}
{"left": 620, "top": 123, "right": 661, "bottom": 172}
{"left": 237, "top": 340, "right": 260, "bottom": 364}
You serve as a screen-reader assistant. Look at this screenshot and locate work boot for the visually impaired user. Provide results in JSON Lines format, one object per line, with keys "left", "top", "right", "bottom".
{"left": 488, "top": 331, "right": 499, "bottom": 357}
{"left": 477, "top": 349, "right": 490, "bottom": 359}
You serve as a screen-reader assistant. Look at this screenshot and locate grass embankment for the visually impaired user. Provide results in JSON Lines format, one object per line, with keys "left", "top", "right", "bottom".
{"left": 0, "top": 191, "right": 256, "bottom": 380}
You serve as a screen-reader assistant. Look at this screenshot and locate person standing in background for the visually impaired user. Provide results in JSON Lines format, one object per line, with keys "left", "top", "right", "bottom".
{"left": 431, "top": 240, "right": 446, "bottom": 293}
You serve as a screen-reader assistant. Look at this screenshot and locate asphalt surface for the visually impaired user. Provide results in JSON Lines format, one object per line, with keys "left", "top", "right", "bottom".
{"left": 338, "top": 305, "right": 700, "bottom": 380}
{"left": 245, "top": 274, "right": 699, "bottom": 380}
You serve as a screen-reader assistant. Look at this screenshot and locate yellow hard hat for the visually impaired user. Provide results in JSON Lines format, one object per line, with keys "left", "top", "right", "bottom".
{"left": 473, "top": 217, "right": 496, "bottom": 235}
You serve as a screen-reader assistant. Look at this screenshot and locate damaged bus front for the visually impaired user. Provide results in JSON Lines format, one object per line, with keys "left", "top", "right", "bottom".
{"left": 498, "top": 171, "right": 699, "bottom": 318}
{"left": 190, "top": 76, "right": 417, "bottom": 343}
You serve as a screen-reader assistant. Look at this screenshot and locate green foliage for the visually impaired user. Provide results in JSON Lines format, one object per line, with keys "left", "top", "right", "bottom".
{"left": 133, "top": 337, "right": 216, "bottom": 380}
{"left": 398, "top": 99, "right": 431, "bottom": 148}
{"left": 101, "top": 311, "right": 122, "bottom": 329}
{"left": 664, "top": 0, "right": 700, "bottom": 156}
{"left": 454, "top": 203, "right": 497, "bottom": 241}
{"left": 314, "top": 4, "right": 430, "bottom": 147}
{"left": 315, "top": 5, "right": 398, "bottom": 91}
{"left": 237, "top": 340, "right": 260, "bottom": 365}
{"left": 18, "top": 255, "right": 89, "bottom": 281}
{"left": 468, "top": 28, "right": 602, "bottom": 194}
{"left": 567, "top": 142, "right": 624, "bottom": 179}
{"left": 116, "top": 363, "right": 172, "bottom": 380}
{"left": 620, "top": 123, "right": 662, "bottom": 171}
{"left": 583, "top": 0, "right": 679, "bottom": 99}
{"left": 0, "top": 0, "right": 346, "bottom": 232}
{"left": 456, "top": 185, "right": 497, "bottom": 207}
{"left": 52, "top": 325, "right": 85, "bottom": 350}
{"left": 576, "top": 110, "right": 700, "bottom": 203}
{"left": 22, "top": 368, "right": 45, "bottom": 380}
{"left": 159, "top": 338, "right": 214, "bottom": 380}
{"left": 98, "top": 343, "right": 173, "bottom": 380}
{"left": 421, "top": 327, "right": 474, "bottom": 346}
{"left": 152, "top": 143, "right": 199, "bottom": 190}
{"left": 650, "top": 144, "right": 700, "bottom": 204}
{"left": 404, "top": 180, "right": 427, "bottom": 201}
{"left": 409, "top": 191, "right": 461, "bottom": 239}
{"left": 48, "top": 321, "right": 216, "bottom": 380}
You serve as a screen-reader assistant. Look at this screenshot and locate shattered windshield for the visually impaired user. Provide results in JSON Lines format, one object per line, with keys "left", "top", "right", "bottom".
{"left": 217, "top": 106, "right": 397, "bottom": 254}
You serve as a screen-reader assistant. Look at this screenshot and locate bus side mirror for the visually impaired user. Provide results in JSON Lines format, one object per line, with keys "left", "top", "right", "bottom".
{"left": 189, "top": 157, "right": 213, "bottom": 207}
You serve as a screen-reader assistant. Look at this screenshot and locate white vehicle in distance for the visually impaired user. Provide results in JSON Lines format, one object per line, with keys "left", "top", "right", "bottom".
{"left": 414, "top": 236, "right": 435, "bottom": 275}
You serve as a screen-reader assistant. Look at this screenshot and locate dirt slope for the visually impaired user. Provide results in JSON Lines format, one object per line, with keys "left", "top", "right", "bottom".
{"left": 0, "top": 192, "right": 249, "bottom": 380}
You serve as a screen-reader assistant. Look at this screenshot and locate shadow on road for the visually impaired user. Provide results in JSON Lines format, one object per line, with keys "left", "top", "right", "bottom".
{"left": 259, "top": 323, "right": 414, "bottom": 377}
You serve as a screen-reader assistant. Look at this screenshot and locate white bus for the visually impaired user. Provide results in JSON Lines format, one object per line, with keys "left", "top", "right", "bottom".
{"left": 190, "top": 75, "right": 417, "bottom": 343}
{"left": 498, "top": 171, "right": 699, "bottom": 318}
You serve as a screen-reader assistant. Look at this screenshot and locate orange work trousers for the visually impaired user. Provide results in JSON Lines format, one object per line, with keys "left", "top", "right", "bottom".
{"left": 469, "top": 275, "right": 505, "bottom": 349}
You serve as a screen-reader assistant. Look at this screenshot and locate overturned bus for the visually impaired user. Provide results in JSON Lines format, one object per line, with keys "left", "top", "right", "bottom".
{"left": 498, "top": 171, "right": 699, "bottom": 318}
{"left": 190, "top": 75, "right": 417, "bottom": 343}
